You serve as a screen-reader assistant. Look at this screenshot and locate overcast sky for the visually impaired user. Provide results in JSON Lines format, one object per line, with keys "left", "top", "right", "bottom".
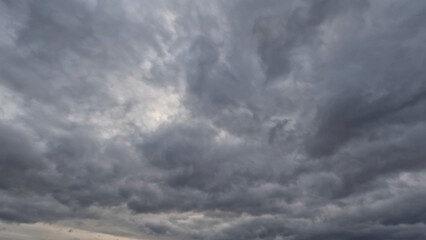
{"left": 1, "top": 0, "right": 426, "bottom": 239}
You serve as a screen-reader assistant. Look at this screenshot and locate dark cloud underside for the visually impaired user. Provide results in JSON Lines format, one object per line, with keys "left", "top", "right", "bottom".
{"left": 1, "top": 0, "right": 426, "bottom": 239}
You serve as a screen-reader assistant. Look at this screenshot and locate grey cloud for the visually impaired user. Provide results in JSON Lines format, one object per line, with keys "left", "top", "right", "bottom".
{"left": 306, "top": 1, "right": 426, "bottom": 157}
{"left": 129, "top": 123, "right": 291, "bottom": 215}
{"left": 253, "top": 0, "right": 368, "bottom": 84}
{"left": 0, "top": 0, "right": 171, "bottom": 110}
{"left": 0, "top": 0, "right": 426, "bottom": 240}
{"left": 0, "top": 122, "right": 49, "bottom": 192}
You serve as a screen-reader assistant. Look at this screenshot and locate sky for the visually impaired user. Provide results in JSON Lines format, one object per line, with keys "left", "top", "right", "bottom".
{"left": 1, "top": 0, "right": 426, "bottom": 239}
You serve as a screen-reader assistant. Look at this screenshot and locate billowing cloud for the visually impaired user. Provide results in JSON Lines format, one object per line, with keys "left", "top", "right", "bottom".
{"left": 1, "top": 0, "right": 426, "bottom": 239}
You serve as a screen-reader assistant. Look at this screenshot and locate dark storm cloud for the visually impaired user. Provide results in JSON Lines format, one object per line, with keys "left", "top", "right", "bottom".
{"left": 0, "top": 122, "right": 46, "bottom": 191}
{"left": 253, "top": 0, "right": 368, "bottom": 84}
{"left": 129, "top": 123, "right": 294, "bottom": 215}
{"left": 1, "top": 0, "right": 426, "bottom": 239}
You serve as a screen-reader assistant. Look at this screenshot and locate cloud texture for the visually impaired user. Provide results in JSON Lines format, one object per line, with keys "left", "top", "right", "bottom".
{"left": 1, "top": 0, "right": 426, "bottom": 239}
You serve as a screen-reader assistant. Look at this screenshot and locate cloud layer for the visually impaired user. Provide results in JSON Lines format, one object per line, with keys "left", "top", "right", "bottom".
{"left": 1, "top": 0, "right": 426, "bottom": 239}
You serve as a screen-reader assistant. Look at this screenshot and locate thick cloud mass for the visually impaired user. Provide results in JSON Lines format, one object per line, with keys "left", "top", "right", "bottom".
{"left": 1, "top": 0, "right": 426, "bottom": 239}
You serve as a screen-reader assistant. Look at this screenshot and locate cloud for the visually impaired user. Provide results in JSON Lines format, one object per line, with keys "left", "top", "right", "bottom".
{"left": 0, "top": 0, "right": 426, "bottom": 239}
